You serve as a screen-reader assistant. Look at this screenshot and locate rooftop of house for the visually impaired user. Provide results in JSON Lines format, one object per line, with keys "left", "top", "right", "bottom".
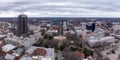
{"left": 20, "top": 55, "right": 32, "bottom": 60}
{"left": 12, "top": 48, "right": 24, "bottom": 56}
{"left": 75, "top": 50, "right": 85, "bottom": 58}
{"left": 32, "top": 48, "right": 46, "bottom": 56}
{"left": 25, "top": 46, "right": 54, "bottom": 57}
{"left": 2, "top": 44, "right": 16, "bottom": 52}
{"left": 5, "top": 54, "right": 15, "bottom": 60}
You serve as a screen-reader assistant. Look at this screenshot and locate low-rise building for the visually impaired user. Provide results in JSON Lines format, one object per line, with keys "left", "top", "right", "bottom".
{"left": 2, "top": 44, "right": 16, "bottom": 53}
{"left": 20, "top": 46, "right": 55, "bottom": 60}
{"left": 87, "top": 36, "right": 115, "bottom": 47}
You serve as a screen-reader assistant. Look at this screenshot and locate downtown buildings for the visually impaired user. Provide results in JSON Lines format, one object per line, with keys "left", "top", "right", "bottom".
{"left": 0, "top": 14, "right": 55, "bottom": 60}
{"left": 0, "top": 15, "right": 120, "bottom": 60}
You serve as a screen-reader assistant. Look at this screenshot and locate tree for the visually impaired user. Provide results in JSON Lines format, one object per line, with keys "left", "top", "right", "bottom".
{"left": 48, "top": 35, "right": 53, "bottom": 40}
{"left": 44, "top": 44, "right": 49, "bottom": 48}
{"left": 62, "top": 47, "right": 71, "bottom": 58}
{"left": 60, "top": 45, "right": 66, "bottom": 51}
{"left": 70, "top": 45, "right": 78, "bottom": 51}
{"left": 40, "top": 29, "right": 46, "bottom": 35}
{"left": 55, "top": 56, "right": 58, "bottom": 60}
{"left": 117, "top": 54, "right": 120, "bottom": 60}
{"left": 103, "top": 57, "right": 110, "bottom": 60}
{"left": 83, "top": 48, "right": 94, "bottom": 58}
{"left": 111, "top": 49, "right": 115, "bottom": 54}
{"left": 44, "top": 34, "right": 53, "bottom": 40}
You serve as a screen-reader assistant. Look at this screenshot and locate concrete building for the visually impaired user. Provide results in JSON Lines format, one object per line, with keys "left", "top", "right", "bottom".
{"left": 87, "top": 36, "right": 115, "bottom": 47}
{"left": 18, "top": 14, "right": 28, "bottom": 36}
{"left": 113, "top": 25, "right": 120, "bottom": 31}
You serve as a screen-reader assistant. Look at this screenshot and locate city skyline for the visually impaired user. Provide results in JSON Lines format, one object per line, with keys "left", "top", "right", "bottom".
{"left": 0, "top": 0, "right": 120, "bottom": 17}
{"left": 1, "top": 0, "right": 120, "bottom": 60}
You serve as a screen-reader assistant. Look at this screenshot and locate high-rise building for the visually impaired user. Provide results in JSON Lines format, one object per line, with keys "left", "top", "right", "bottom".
{"left": 86, "top": 24, "right": 92, "bottom": 31}
{"left": 52, "top": 19, "right": 60, "bottom": 26}
{"left": 91, "top": 23, "right": 95, "bottom": 32}
{"left": 17, "top": 14, "right": 28, "bottom": 36}
{"left": 62, "top": 20, "right": 68, "bottom": 30}
{"left": 86, "top": 22, "right": 95, "bottom": 32}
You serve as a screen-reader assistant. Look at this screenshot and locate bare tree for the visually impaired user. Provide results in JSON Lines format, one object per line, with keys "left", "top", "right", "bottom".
{"left": 117, "top": 54, "right": 120, "bottom": 60}
{"left": 102, "top": 57, "right": 110, "bottom": 60}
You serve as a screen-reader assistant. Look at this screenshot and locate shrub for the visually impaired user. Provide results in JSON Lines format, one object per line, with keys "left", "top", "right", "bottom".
{"left": 83, "top": 48, "right": 94, "bottom": 57}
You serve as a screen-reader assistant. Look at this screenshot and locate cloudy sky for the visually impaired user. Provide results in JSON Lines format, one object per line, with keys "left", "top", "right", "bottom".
{"left": 0, "top": 0, "right": 120, "bottom": 17}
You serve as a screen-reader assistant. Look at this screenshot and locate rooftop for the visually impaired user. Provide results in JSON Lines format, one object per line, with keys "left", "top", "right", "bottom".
{"left": 2, "top": 44, "right": 16, "bottom": 52}
{"left": 25, "top": 46, "right": 54, "bottom": 57}
{"left": 5, "top": 54, "right": 15, "bottom": 60}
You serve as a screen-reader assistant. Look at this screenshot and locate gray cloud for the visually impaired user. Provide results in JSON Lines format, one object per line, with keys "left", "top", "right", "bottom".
{"left": 0, "top": 0, "right": 120, "bottom": 17}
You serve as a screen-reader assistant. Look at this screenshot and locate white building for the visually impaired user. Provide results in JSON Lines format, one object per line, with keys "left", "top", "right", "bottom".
{"left": 29, "top": 25, "right": 40, "bottom": 31}
{"left": 46, "top": 30, "right": 58, "bottom": 35}
{"left": 5, "top": 54, "right": 15, "bottom": 60}
{"left": 20, "top": 55, "right": 32, "bottom": 60}
{"left": 87, "top": 36, "right": 115, "bottom": 47}
{"left": 2, "top": 44, "right": 16, "bottom": 52}
{"left": 113, "top": 25, "right": 120, "bottom": 31}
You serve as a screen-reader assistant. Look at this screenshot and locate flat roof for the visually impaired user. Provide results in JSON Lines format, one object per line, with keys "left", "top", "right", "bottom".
{"left": 2, "top": 44, "right": 16, "bottom": 52}
{"left": 0, "top": 35, "right": 6, "bottom": 38}
{"left": 26, "top": 46, "right": 54, "bottom": 57}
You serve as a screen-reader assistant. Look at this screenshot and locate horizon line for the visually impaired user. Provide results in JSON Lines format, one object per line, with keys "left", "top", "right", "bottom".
{"left": 0, "top": 16, "right": 120, "bottom": 18}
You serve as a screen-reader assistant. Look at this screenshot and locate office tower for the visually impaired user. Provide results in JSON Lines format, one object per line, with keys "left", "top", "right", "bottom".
{"left": 106, "top": 22, "right": 113, "bottom": 28}
{"left": 62, "top": 20, "right": 68, "bottom": 30}
{"left": 52, "top": 19, "right": 60, "bottom": 26}
{"left": 59, "top": 21, "right": 62, "bottom": 35}
{"left": 17, "top": 14, "right": 28, "bottom": 36}
{"left": 86, "top": 22, "right": 95, "bottom": 32}
{"left": 91, "top": 23, "right": 95, "bottom": 32}
{"left": 86, "top": 24, "right": 92, "bottom": 31}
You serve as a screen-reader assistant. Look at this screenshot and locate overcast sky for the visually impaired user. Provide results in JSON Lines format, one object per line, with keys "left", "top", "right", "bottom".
{"left": 0, "top": 0, "right": 120, "bottom": 17}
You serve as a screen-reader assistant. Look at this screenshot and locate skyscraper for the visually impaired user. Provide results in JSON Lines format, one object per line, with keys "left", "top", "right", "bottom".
{"left": 17, "top": 14, "right": 28, "bottom": 36}
{"left": 86, "top": 22, "right": 95, "bottom": 32}
{"left": 91, "top": 23, "right": 95, "bottom": 32}
{"left": 62, "top": 20, "right": 68, "bottom": 30}
{"left": 52, "top": 19, "right": 60, "bottom": 26}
